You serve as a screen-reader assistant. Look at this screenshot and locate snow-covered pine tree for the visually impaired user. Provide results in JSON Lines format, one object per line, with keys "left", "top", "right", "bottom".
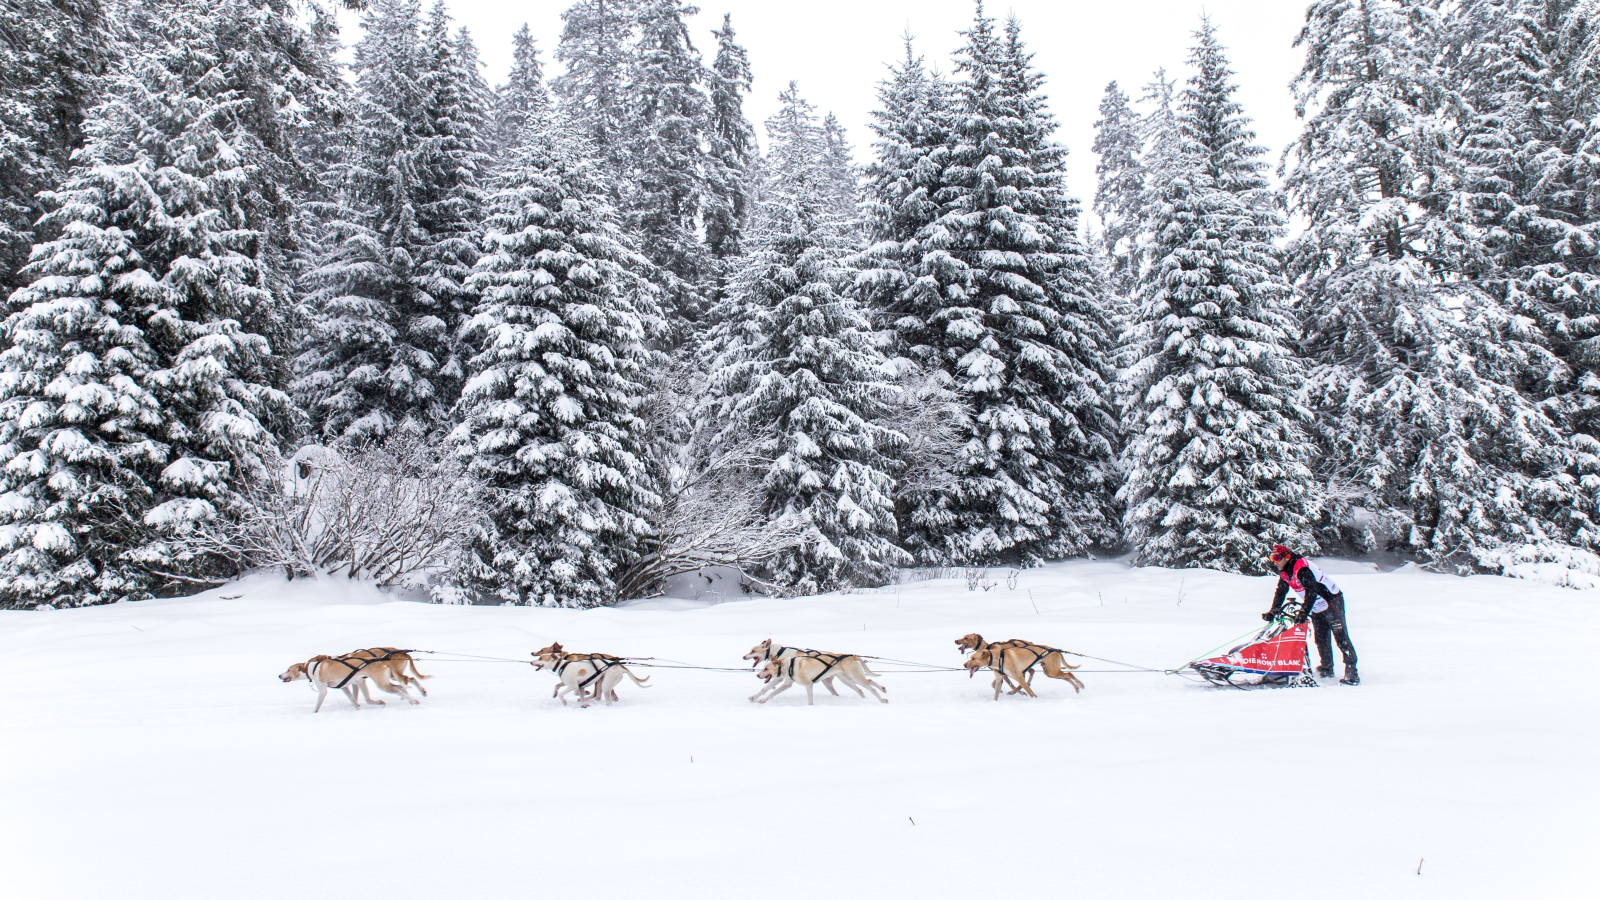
{"left": 1117, "top": 20, "right": 1314, "bottom": 572}
{"left": 0, "top": 0, "right": 110, "bottom": 294}
{"left": 456, "top": 135, "right": 658, "bottom": 607}
{"left": 890, "top": 7, "right": 1120, "bottom": 565}
{"left": 858, "top": 32, "right": 952, "bottom": 326}
{"left": 624, "top": 0, "right": 717, "bottom": 335}
{"left": 495, "top": 24, "right": 550, "bottom": 155}
{"left": 1450, "top": 0, "right": 1600, "bottom": 547}
{"left": 702, "top": 83, "right": 906, "bottom": 591}
{"left": 1091, "top": 81, "right": 1143, "bottom": 305}
{"left": 705, "top": 14, "right": 756, "bottom": 260}
{"left": 295, "top": 0, "right": 484, "bottom": 441}
{"left": 553, "top": 0, "right": 640, "bottom": 188}
{"left": 0, "top": 5, "right": 293, "bottom": 607}
{"left": 1286, "top": 0, "right": 1570, "bottom": 567}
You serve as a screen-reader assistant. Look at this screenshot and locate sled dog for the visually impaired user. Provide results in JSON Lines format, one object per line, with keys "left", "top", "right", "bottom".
{"left": 531, "top": 642, "right": 650, "bottom": 706}
{"left": 742, "top": 639, "right": 872, "bottom": 699}
{"left": 749, "top": 653, "right": 887, "bottom": 705}
{"left": 963, "top": 644, "right": 1084, "bottom": 700}
{"left": 279, "top": 653, "right": 420, "bottom": 712}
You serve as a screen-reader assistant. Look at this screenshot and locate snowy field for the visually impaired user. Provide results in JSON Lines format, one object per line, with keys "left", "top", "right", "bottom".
{"left": 1, "top": 560, "right": 1594, "bottom": 899}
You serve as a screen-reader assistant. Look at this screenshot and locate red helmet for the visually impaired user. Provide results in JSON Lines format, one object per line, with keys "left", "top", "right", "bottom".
{"left": 1269, "top": 545, "right": 1291, "bottom": 564}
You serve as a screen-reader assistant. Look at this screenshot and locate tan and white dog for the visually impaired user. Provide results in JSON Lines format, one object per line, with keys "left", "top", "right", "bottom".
{"left": 279, "top": 652, "right": 421, "bottom": 712}
{"left": 531, "top": 642, "right": 650, "bottom": 706}
{"left": 345, "top": 647, "right": 432, "bottom": 696}
{"left": 749, "top": 653, "right": 888, "bottom": 705}
{"left": 963, "top": 643, "right": 1084, "bottom": 700}
{"left": 742, "top": 639, "right": 872, "bottom": 699}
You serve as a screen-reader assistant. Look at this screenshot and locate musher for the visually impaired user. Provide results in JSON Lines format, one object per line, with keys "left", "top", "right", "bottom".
{"left": 1264, "top": 544, "right": 1359, "bottom": 685}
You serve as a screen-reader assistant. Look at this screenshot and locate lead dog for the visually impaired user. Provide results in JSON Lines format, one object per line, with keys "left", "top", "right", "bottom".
{"left": 750, "top": 653, "right": 888, "bottom": 705}
{"left": 963, "top": 644, "right": 1084, "bottom": 700}
{"left": 279, "top": 653, "right": 420, "bottom": 712}
{"left": 531, "top": 642, "right": 650, "bottom": 706}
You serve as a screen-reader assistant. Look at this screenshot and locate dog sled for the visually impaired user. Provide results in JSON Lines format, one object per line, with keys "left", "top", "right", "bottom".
{"left": 1187, "top": 620, "right": 1319, "bottom": 688}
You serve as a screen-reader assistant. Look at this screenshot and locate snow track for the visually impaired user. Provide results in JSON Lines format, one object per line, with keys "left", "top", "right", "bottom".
{"left": 1, "top": 560, "right": 1593, "bottom": 898}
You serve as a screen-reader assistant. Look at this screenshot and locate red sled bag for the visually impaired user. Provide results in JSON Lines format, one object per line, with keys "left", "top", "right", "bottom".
{"left": 1188, "top": 621, "right": 1319, "bottom": 688}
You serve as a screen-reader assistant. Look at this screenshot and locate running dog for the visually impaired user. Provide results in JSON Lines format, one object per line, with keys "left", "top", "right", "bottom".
{"left": 963, "top": 643, "right": 1084, "bottom": 700}
{"left": 742, "top": 639, "right": 871, "bottom": 699}
{"left": 279, "top": 653, "right": 420, "bottom": 712}
{"left": 531, "top": 642, "right": 650, "bottom": 706}
{"left": 749, "top": 653, "right": 887, "bottom": 705}
{"left": 344, "top": 647, "right": 431, "bottom": 696}
{"left": 954, "top": 633, "right": 1035, "bottom": 691}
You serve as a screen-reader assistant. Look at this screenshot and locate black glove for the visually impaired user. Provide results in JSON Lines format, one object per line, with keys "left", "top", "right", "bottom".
{"left": 1261, "top": 611, "right": 1276, "bottom": 621}
{"left": 1293, "top": 608, "right": 1310, "bottom": 624}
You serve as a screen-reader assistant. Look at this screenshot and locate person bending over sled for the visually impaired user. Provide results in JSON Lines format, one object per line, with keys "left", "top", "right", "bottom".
{"left": 1265, "top": 545, "right": 1359, "bottom": 685}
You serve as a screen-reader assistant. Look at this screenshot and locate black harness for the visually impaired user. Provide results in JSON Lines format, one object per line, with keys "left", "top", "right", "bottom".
{"left": 776, "top": 647, "right": 847, "bottom": 682}
{"left": 993, "top": 644, "right": 1064, "bottom": 679}
{"left": 553, "top": 653, "right": 624, "bottom": 689}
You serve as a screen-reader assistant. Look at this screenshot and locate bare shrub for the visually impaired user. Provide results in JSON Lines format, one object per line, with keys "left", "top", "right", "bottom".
{"left": 194, "top": 429, "right": 481, "bottom": 589}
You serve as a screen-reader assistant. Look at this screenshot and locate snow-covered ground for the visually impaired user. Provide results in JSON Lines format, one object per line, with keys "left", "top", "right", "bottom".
{"left": 1, "top": 560, "right": 1593, "bottom": 899}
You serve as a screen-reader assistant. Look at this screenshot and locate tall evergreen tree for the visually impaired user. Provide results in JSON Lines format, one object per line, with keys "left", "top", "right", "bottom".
{"left": 552, "top": 0, "right": 640, "bottom": 186}
{"left": 890, "top": 7, "right": 1120, "bottom": 565}
{"left": 1451, "top": 0, "right": 1600, "bottom": 547}
{"left": 705, "top": 14, "right": 756, "bottom": 260}
{"left": 625, "top": 0, "right": 717, "bottom": 333}
{"left": 295, "top": 0, "right": 485, "bottom": 441}
{"left": 1286, "top": 0, "right": 1570, "bottom": 566}
{"left": 0, "top": 4, "right": 294, "bottom": 606}
{"left": 495, "top": 24, "right": 550, "bottom": 155}
{"left": 1091, "top": 81, "right": 1143, "bottom": 305}
{"left": 456, "top": 136, "right": 657, "bottom": 607}
{"left": 0, "top": 0, "right": 110, "bottom": 294}
{"left": 1118, "top": 20, "right": 1315, "bottom": 571}
{"left": 703, "top": 84, "right": 906, "bottom": 591}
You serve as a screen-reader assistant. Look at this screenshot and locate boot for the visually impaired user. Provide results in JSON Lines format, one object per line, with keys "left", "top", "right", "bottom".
{"left": 1316, "top": 665, "right": 1334, "bottom": 678}
{"left": 1339, "top": 667, "right": 1360, "bottom": 686}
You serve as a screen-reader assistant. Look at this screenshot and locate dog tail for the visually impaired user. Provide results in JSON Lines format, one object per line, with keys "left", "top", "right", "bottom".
{"left": 407, "top": 659, "right": 432, "bottom": 680}
{"left": 620, "top": 665, "right": 652, "bottom": 688}
{"left": 857, "top": 659, "right": 882, "bottom": 678}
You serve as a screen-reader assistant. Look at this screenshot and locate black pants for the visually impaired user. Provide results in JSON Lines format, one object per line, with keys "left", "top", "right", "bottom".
{"left": 1311, "top": 592, "right": 1357, "bottom": 672}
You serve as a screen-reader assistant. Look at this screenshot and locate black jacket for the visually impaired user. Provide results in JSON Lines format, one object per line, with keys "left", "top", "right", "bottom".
{"left": 1268, "top": 553, "right": 1339, "bottom": 621}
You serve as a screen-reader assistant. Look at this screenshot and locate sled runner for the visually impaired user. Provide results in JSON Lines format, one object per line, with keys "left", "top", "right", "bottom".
{"left": 1188, "top": 620, "right": 1319, "bottom": 688}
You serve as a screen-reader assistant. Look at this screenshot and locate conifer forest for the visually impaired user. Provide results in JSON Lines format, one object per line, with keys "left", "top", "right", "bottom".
{"left": 2, "top": 0, "right": 1598, "bottom": 608}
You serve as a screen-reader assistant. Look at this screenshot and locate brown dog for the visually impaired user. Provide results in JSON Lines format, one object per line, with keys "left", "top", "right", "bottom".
{"left": 963, "top": 643, "right": 1085, "bottom": 700}
{"left": 279, "top": 652, "right": 421, "bottom": 712}
{"left": 344, "top": 647, "right": 431, "bottom": 696}
{"left": 954, "top": 633, "right": 1036, "bottom": 691}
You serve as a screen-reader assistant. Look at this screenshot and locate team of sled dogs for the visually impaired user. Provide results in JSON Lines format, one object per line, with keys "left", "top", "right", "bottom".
{"left": 278, "top": 633, "right": 1084, "bottom": 711}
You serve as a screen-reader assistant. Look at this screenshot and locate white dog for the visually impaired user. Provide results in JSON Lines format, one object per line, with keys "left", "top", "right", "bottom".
{"left": 750, "top": 654, "right": 888, "bottom": 705}
{"left": 532, "top": 642, "right": 651, "bottom": 706}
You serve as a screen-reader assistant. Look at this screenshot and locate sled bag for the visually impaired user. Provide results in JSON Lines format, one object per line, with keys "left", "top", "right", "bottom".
{"left": 1198, "top": 623, "right": 1310, "bottom": 675}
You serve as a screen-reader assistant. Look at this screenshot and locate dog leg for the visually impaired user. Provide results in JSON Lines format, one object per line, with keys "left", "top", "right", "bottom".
{"left": 821, "top": 677, "right": 841, "bottom": 697}
{"left": 804, "top": 680, "right": 815, "bottom": 706}
{"left": 758, "top": 678, "right": 795, "bottom": 703}
{"left": 314, "top": 683, "right": 329, "bottom": 713}
{"left": 831, "top": 676, "right": 864, "bottom": 698}
{"left": 1016, "top": 671, "right": 1039, "bottom": 698}
{"left": 991, "top": 670, "right": 1005, "bottom": 700}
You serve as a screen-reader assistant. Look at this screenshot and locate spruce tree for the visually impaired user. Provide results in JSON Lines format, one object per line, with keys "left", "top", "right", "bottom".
{"left": 496, "top": 24, "right": 550, "bottom": 155}
{"left": 890, "top": 7, "right": 1120, "bottom": 565}
{"left": 552, "top": 0, "right": 640, "bottom": 186}
{"left": 0, "top": 0, "right": 110, "bottom": 294}
{"left": 703, "top": 83, "right": 906, "bottom": 591}
{"left": 1452, "top": 0, "right": 1600, "bottom": 547}
{"left": 456, "top": 136, "right": 657, "bottom": 607}
{"left": 625, "top": 0, "right": 717, "bottom": 334}
{"left": 1091, "top": 81, "right": 1143, "bottom": 305}
{"left": 1118, "top": 21, "right": 1314, "bottom": 571}
{"left": 705, "top": 14, "right": 756, "bottom": 260}
{"left": 0, "top": 7, "right": 293, "bottom": 606}
{"left": 1286, "top": 0, "right": 1570, "bottom": 566}
{"left": 296, "top": 0, "right": 484, "bottom": 441}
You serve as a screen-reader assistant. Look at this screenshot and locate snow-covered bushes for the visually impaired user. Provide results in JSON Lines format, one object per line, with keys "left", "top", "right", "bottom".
{"left": 1478, "top": 543, "right": 1600, "bottom": 591}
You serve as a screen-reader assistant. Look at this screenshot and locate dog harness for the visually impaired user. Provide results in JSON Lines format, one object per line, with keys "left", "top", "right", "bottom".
{"left": 782, "top": 650, "right": 848, "bottom": 683}
{"left": 551, "top": 652, "right": 625, "bottom": 690}
{"left": 310, "top": 649, "right": 418, "bottom": 690}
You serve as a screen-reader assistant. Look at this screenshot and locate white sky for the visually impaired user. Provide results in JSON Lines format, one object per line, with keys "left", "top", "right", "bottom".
{"left": 338, "top": 0, "right": 1311, "bottom": 205}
